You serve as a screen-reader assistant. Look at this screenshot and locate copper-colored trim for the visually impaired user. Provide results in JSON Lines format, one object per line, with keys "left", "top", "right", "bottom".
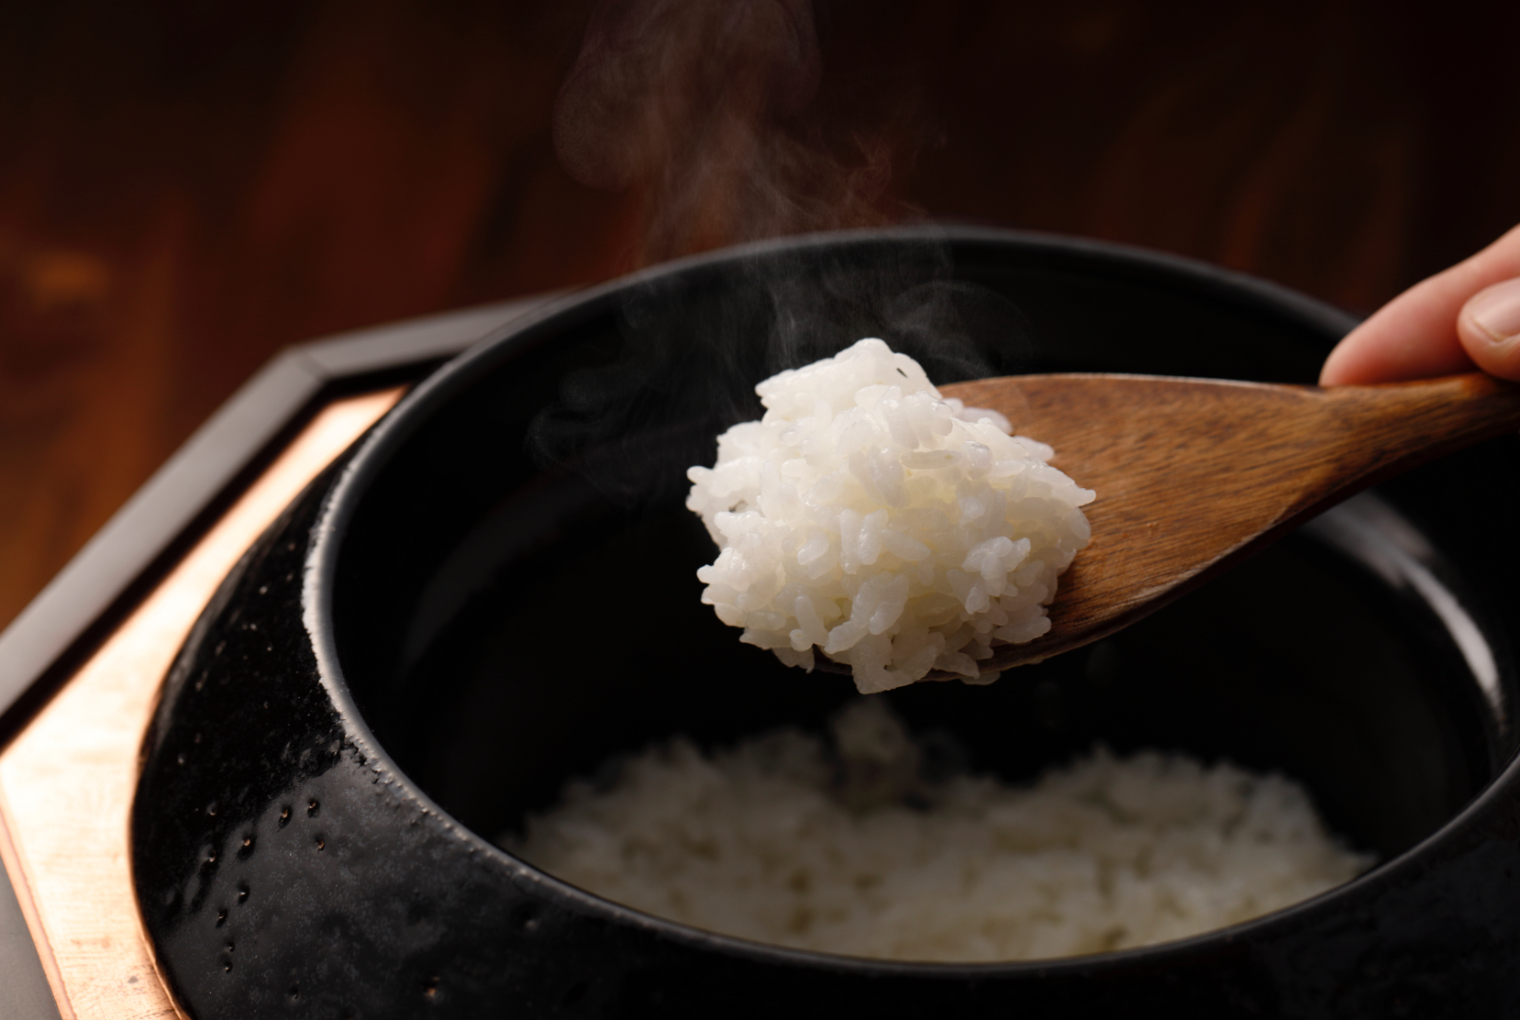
{"left": 0, "top": 387, "right": 404, "bottom": 1019}
{"left": 0, "top": 791, "right": 77, "bottom": 1019}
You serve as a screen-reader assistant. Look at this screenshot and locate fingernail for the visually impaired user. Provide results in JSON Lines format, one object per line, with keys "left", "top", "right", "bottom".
{"left": 1468, "top": 277, "right": 1520, "bottom": 343}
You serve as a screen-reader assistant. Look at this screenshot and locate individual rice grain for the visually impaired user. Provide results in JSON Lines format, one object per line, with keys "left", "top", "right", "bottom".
{"left": 686, "top": 338, "right": 1094, "bottom": 694}
{"left": 505, "top": 699, "right": 1374, "bottom": 963}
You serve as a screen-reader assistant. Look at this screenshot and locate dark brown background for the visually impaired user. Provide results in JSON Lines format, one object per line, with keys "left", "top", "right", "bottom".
{"left": 1, "top": 0, "right": 1517, "bottom": 634}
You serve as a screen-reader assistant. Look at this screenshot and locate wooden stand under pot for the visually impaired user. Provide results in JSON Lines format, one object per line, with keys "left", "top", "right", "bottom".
{"left": 0, "top": 296, "right": 549, "bottom": 1020}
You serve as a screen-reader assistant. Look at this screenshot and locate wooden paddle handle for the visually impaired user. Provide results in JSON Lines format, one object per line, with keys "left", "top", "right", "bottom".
{"left": 1318, "top": 373, "right": 1520, "bottom": 489}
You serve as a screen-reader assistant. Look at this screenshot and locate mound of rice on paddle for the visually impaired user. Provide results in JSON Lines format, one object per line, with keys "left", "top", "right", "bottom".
{"left": 686, "top": 338, "right": 1094, "bottom": 694}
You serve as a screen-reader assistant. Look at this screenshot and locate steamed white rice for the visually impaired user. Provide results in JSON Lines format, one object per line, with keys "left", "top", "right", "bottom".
{"left": 506, "top": 700, "right": 1373, "bottom": 963}
{"left": 686, "top": 338, "right": 1094, "bottom": 694}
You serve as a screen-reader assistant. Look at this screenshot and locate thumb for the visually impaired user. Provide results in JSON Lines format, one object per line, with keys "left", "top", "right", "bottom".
{"left": 1458, "top": 276, "right": 1520, "bottom": 380}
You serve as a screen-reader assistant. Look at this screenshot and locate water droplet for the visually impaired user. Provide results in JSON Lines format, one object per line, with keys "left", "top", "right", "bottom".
{"left": 279, "top": 806, "right": 291, "bottom": 826}
{"left": 315, "top": 837, "right": 325, "bottom": 852}
{"left": 206, "top": 802, "right": 217, "bottom": 817}
{"left": 215, "top": 910, "right": 227, "bottom": 928}
{"left": 224, "top": 962, "right": 233, "bottom": 974}
{"left": 236, "top": 883, "right": 249, "bottom": 905}
{"left": 423, "top": 978, "right": 439, "bottom": 997}
{"left": 307, "top": 799, "right": 320, "bottom": 817}
{"left": 176, "top": 753, "right": 186, "bottom": 766}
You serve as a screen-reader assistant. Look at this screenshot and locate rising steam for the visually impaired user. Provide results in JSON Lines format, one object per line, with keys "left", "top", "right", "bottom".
{"left": 554, "top": 0, "right": 913, "bottom": 263}
{"left": 531, "top": 2, "right": 1035, "bottom": 514}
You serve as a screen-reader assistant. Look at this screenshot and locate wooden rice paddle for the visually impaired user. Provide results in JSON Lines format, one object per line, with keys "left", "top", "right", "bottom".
{"left": 917, "top": 371, "right": 1520, "bottom": 675}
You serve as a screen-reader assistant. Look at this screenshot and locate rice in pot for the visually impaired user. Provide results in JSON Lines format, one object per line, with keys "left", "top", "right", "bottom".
{"left": 505, "top": 699, "right": 1373, "bottom": 963}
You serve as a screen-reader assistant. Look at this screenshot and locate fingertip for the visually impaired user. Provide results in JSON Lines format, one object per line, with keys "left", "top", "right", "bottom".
{"left": 1318, "top": 305, "right": 1399, "bottom": 386}
{"left": 1318, "top": 337, "right": 1364, "bottom": 386}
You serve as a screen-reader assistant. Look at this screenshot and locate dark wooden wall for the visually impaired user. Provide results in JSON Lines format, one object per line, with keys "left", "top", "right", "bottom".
{"left": 2, "top": 0, "right": 1517, "bottom": 632}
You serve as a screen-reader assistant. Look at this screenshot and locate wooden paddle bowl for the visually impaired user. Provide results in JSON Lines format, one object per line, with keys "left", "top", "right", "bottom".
{"left": 931, "top": 371, "right": 1520, "bottom": 673}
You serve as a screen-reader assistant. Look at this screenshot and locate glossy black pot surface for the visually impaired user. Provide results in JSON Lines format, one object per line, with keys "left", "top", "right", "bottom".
{"left": 133, "top": 228, "right": 1520, "bottom": 1018}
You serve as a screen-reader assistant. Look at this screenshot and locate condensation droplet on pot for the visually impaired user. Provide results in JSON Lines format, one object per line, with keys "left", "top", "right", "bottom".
{"left": 514, "top": 903, "right": 541, "bottom": 933}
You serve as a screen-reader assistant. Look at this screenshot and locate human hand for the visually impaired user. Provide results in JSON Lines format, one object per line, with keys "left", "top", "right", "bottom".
{"left": 1320, "top": 223, "right": 1520, "bottom": 385}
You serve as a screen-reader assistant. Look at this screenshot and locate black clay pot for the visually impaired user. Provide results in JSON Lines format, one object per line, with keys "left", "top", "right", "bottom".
{"left": 133, "top": 227, "right": 1520, "bottom": 1019}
